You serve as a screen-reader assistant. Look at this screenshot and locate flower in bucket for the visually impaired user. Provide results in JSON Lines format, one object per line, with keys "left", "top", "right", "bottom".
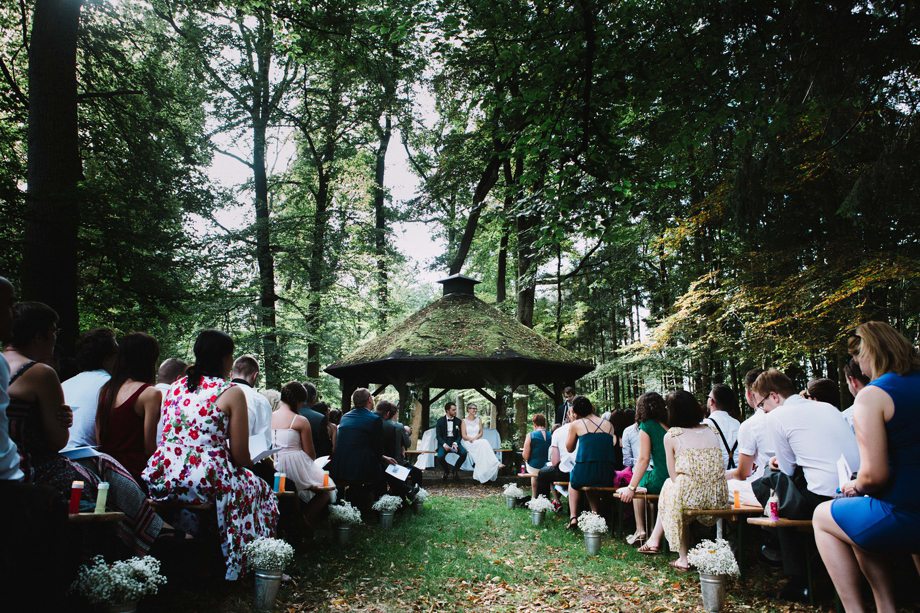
{"left": 577, "top": 510, "right": 608, "bottom": 534}
{"left": 372, "top": 494, "right": 403, "bottom": 512}
{"left": 687, "top": 539, "right": 740, "bottom": 577}
{"left": 243, "top": 537, "right": 295, "bottom": 572}
{"left": 69, "top": 555, "right": 167, "bottom": 605}
{"left": 328, "top": 501, "right": 363, "bottom": 525}
{"left": 526, "top": 495, "right": 555, "bottom": 513}
{"left": 414, "top": 487, "right": 430, "bottom": 503}
{"left": 502, "top": 483, "right": 526, "bottom": 499}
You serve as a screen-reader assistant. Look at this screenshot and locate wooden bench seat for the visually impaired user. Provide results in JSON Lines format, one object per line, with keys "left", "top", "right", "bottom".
{"left": 68, "top": 511, "right": 125, "bottom": 523}
{"left": 148, "top": 499, "right": 214, "bottom": 511}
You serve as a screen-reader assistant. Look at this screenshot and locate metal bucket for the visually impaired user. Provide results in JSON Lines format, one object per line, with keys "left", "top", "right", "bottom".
{"left": 96, "top": 603, "right": 137, "bottom": 613}
{"left": 379, "top": 510, "right": 396, "bottom": 529}
{"left": 412, "top": 500, "right": 423, "bottom": 514}
{"left": 505, "top": 496, "right": 516, "bottom": 509}
{"left": 253, "top": 568, "right": 283, "bottom": 612}
{"left": 584, "top": 532, "right": 602, "bottom": 555}
{"left": 699, "top": 572, "right": 726, "bottom": 612}
{"left": 531, "top": 510, "right": 545, "bottom": 527}
{"left": 334, "top": 524, "right": 352, "bottom": 546}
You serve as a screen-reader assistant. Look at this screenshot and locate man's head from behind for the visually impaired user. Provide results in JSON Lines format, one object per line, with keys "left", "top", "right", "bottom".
{"left": 157, "top": 358, "right": 188, "bottom": 386}
{"left": 301, "top": 381, "right": 318, "bottom": 407}
{"left": 231, "top": 355, "right": 260, "bottom": 386}
{"left": 375, "top": 399, "right": 397, "bottom": 419}
{"left": 352, "top": 387, "right": 372, "bottom": 409}
{"left": 76, "top": 328, "right": 119, "bottom": 374}
{"left": 750, "top": 369, "right": 797, "bottom": 412}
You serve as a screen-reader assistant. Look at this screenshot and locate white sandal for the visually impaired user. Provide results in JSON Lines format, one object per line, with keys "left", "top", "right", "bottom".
{"left": 626, "top": 531, "right": 646, "bottom": 545}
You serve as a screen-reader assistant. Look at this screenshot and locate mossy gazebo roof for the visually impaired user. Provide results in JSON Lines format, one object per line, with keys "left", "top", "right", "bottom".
{"left": 325, "top": 275, "right": 593, "bottom": 392}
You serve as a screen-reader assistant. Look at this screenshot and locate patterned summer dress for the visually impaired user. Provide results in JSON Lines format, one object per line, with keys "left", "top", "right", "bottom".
{"left": 659, "top": 426, "right": 729, "bottom": 551}
{"left": 143, "top": 376, "right": 279, "bottom": 580}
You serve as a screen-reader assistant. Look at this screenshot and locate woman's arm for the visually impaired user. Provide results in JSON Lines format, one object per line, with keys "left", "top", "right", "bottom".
{"left": 328, "top": 422, "right": 337, "bottom": 454}
{"left": 139, "top": 387, "right": 163, "bottom": 458}
{"left": 619, "top": 429, "right": 651, "bottom": 503}
{"left": 218, "top": 386, "right": 252, "bottom": 467}
{"left": 460, "top": 419, "right": 470, "bottom": 442}
{"left": 474, "top": 418, "right": 483, "bottom": 441}
{"left": 847, "top": 386, "right": 893, "bottom": 495}
{"left": 28, "top": 364, "right": 69, "bottom": 451}
{"left": 297, "top": 416, "right": 317, "bottom": 460}
{"left": 565, "top": 420, "right": 579, "bottom": 453}
{"left": 664, "top": 433, "right": 678, "bottom": 480}
{"left": 522, "top": 432, "right": 532, "bottom": 462}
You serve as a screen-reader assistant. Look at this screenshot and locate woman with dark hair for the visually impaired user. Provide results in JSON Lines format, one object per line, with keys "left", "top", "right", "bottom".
{"left": 814, "top": 322, "right": 920, "bottom": 613}
{"left": 565, "top": 396, "right": 618, "bottom": 529}
{"left": 618, "top": 392, "right": 669, "bottom": 545}
{"left": 96, "top": 333, "right": 162, "bottom": 485}
{"left": 144, "top": 329, "right": 279, "bottom": 580}
{"left": 4, "top": 303, "right": 168, "bottom": 554}
{"left": 271, "top": 382, "right": 331, "bottom": 530}
{"left": 638, "top": 390, "right": 728, "bottom": 570}
{"left": 312, "top": 401, "right": 338, "bottom": 454}
{"left": 328, "top": 408, "right": 342, "bottom": 426}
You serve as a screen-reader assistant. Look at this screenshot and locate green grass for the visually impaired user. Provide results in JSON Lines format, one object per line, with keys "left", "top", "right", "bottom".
{"left": 140, "top": 491, "right": 920, "bottom": 613}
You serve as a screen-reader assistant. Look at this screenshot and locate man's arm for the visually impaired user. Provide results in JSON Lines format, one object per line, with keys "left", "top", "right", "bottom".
{"left": 435, "top": 418, "right": 447, "bottom": 448}
{"left": 550, "top": 444, "right": 560, "bottom": 468}
{"left": 765, "top": 414, "right": 796, "bottom": 476}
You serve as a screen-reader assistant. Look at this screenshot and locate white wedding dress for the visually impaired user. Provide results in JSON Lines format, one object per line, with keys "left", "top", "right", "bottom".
{"left": 464, "top": 418, "right": 501, "bottom": 483}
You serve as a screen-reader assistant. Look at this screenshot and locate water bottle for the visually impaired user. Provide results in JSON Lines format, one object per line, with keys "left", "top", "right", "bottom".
{"left": 768, "top": 489, "right": 780, "bottom": 521}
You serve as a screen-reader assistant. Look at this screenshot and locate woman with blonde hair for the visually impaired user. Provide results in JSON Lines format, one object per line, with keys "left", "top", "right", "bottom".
{"left": 814, "top": 322, "right": 920, "bottom": 612}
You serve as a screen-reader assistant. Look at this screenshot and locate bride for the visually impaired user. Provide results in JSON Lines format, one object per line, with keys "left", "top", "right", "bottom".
{"left": 461, "top": 404, "right": 503, "bottom": 483}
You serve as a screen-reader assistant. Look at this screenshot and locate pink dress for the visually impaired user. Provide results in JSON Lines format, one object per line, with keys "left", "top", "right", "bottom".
{"left": 143, "top": 376, "right": 279, "bottom": 580}
{"left": 272, "top": 415, "right": 327, "bottom": 503}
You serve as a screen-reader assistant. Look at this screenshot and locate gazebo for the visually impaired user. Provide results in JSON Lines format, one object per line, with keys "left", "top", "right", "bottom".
{"left": 324, "top": 275, "right": 594, "bottom": 440}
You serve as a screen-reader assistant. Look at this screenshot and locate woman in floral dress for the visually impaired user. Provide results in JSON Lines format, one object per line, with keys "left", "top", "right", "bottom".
{"left": 143, "top": 330, "right": 278, "bottom": 580}
{"left": 638, "top": 390, "right": 728, "bottom": 571}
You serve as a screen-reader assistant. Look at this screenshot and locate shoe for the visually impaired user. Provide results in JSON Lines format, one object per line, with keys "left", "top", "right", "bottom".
{"left": 626, "top": 531, "right": 646, "bottom": 546}
{"left": 761, "top": 545, "right": 782, "bottom": 562}
{"left": 669, "top": 560, "right": 691, "bottom": 573}
{"left": 452, "top": 471, "right": 460, "bottom": 480}
{"left": 551, "top": 500, "right": 562, "bottom": 513}
{"left": 637, "top": 543, "right": 660, "bottom": 555}
{"left": 442, "top": 472, "right": 449, "bottom": 481}
{"left": 566, "top": 517, "right": 579, "bottom": 531}
{"left": 757, "top": 549, "right": 783, "bottom": 569}
{"left": 407, "top": 484, "right": 420, "bottom": 501}
{"left": 779, "top": 577, "right": 810, "bottom": 603}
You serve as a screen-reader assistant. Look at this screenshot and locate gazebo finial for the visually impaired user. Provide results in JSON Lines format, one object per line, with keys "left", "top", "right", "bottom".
{"left": 437, "top": 274, "right": 481, "bottom": 296}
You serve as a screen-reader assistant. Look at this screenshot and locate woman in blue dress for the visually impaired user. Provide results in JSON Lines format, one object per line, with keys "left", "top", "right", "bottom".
{"left": 566, "top": 396, "right": 617, "bottom": 529}
{"left": 522, "top": 413, "right": 551, "bottom": 497}
{"left": 814, "top": 322, "right": 920, "bottom": 613}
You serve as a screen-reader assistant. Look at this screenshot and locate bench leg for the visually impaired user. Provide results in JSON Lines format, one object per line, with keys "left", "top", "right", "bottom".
{"left": 737, "top": 518, "right": 746, "bottom": 584}
{"left": 617, "top": 497, "right": 624, "bottom": 541}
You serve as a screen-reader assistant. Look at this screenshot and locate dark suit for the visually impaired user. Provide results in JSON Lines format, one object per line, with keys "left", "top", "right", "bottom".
{"left": 328, "top": 407, "right": 383, "bottom": 484}
{"left": 436, "top": 415, "right": 467, "bottom": 473}
{"left": 381, "top": 418, "right": 422, "bottom": 488}
{"left": 298, "top": 405, "right": 333, "bottom": 458}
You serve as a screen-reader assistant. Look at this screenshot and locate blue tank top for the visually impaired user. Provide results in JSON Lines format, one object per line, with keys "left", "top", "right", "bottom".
{"left": 527, "top": 430, "right": 551, "bottom": 468}
{"left": 868, "top": 371, "right": 920, "bottom": 507}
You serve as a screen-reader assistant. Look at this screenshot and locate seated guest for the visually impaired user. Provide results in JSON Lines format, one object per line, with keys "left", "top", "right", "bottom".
{"left": 144, "top": 329, "right": 278, "bottom": 580}
{"left": 566, "top": 396, "right": 618, "bottom": 529}
{"left": 806, "top": 378, "right": 840, "bottom": 408}
{"left": 751, "top": 368, "right": 860, "bottom": 602}
{"left": 327, "top": 388, "right": 396, "bottom": 514}
{"left": 704, "top": 384, "right": 741, "bottom": 471}
{"left": 814, "top": 323, "right": 920, "bottom": 613}
{"left": 5, "top": 302, "right": 168, "bottom": 555}
{"left": 725, "top": 369, "right": 773, "bottom": 506}
{"left": 62, "top": 327, "right": 118, "bottom": 449}
{"left": 522, "top": 413, "right": 551, "bottom": 497}
{"left": 298, "top": 382, "right": 333, "bottom": 458}
{"left": 260, "top": 388, "right": 281, "bottom": 412}
{"left": 312, "top": 402, "right": 337, "bottom": 455}
{"left": 840, "top": 358, "right": 870, "bottom": 431}
{"left": 95, "top": 333, "right": 163, "bottom": 485}
{"left": 609, "top": 409, "right": 636, "bottom": 488}
{"left": 154, "top": 357, "right": 187, "bottom": 444}
{"left": 270, "top": 382, "right": 330, "bottom": 530}
{"left": 230, "top": 355, "right": 273, "bottom": 483}
{"left": 375, "top": 400, "right": 420, "bottom": 498}
{"left": 638, "top": 390, "right": 729, "bottom": 570}
{"left": 536, "top": 404, "right": 576, "bottom": 512}
{"left": 618, "top": 392, "right": 669, "bottom": 545}
{"left": 328, "top": 408, "right": 342, "bottom": 427}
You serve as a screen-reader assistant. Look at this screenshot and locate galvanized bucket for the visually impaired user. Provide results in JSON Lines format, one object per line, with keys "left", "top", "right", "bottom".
{"left": 96, "top": 603, "right": 137, "bottom": 613}
{"left": 412, "top": 499, "right": 423, "bottom": 514}
{"left": 334, "top": 524, "right": 352, "bottom": 547}
{"left": 505, "top": 496, "right": 516, "bottom": 509}
{"left": 379, "top": 510, "right": 396, "bottom": 529}
{"left": 531, "top": 510, "right": 545, "bottom": 527}
{"left": 584, "top": 532, "right": 602, "bottom": 555}
{"left": 253, "top": 568, "right": 283, "bottom": 612}
{"left": 699, "top": 572, "right": 726, "bottom": 612}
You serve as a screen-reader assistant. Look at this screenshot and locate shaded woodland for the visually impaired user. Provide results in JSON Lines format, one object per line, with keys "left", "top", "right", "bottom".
{"left": 3, "top": 0, "right": 919, "bottom": 420}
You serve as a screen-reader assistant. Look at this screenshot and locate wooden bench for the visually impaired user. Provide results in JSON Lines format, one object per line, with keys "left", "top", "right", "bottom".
{"left": 68, "top": 511, "right": 125, "bottom": 523}
{"left": 613, "top": 490, "right": 660, "bottom": 541}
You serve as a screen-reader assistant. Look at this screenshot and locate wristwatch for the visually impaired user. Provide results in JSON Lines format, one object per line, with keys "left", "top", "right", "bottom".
{"left": 627, "top": 484, "right": 637, "bottom": 492}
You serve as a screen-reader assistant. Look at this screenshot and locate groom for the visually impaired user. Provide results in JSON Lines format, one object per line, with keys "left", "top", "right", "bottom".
{"left": 436, "top": 402, "right": 467, "bottom": 480}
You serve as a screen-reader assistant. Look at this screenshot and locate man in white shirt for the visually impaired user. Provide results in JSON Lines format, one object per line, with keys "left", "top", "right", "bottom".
{"left": 153, "top": 358, "right": 187, "bottom": 444}
{"left": 704, "top": 383, "right": 741, "bottom": 470}
{"left": 62, "top": 328, "right": 118, "bottom": 450}
{"left": 751, "top": 368, "right": 860, "bottom": 601}
{"left": 724, "top": 369, "right": 774, "bottom": 506}
{"left": 230, "top": 355, "right": 273, "bottom": 482}
{"left": 537, "top": 406, "right": 577, "bottom": 511}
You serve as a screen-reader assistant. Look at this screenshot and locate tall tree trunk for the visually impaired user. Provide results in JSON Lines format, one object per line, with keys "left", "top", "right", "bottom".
{"left": 252, "top": 119, "right": 278, "bottom": 387}
{"left": 374, "top": 114, "right": 391, "bottom": 330}
{"left": 306, "top": 175, "right": 330, "bottom": 378}
{"left": 26, "top": 0, "right": 83, "bottom": 356}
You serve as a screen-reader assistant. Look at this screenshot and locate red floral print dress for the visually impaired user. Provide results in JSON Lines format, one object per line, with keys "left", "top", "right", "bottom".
{"left": 142, "top": 376, "right": 279, "bottom": 580}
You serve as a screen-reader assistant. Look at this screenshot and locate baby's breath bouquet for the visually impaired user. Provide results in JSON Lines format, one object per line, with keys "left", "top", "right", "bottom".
{"left": 688, "top": 539, "right": 740, "bottom": 577}
{"left": 526, "top": 495, "right": 555, "bottom": 513}
{"left": 372, "top": 494, "right": 403, "bottom": 512}
{"left": 70, "top": 555, "right": 166, "bottom": 605}
{"left": 577, "top": 510, "right": 609, "bottom": 534}
{"left": 328, "top": 501, "right": 363, "bottom": 525}
{"left": 502, "top": 483, "right": 526, "bottom": 499}
{"left": 414, "top": 487, "right": 430, "bottom": 503}
{"left": 243, "top": 537, "right": 295, "bottom": 571}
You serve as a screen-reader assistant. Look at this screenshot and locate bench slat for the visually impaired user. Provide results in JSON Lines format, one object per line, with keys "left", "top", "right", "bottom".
{"left": 68, "top": 511, "right": 126, "bottom": 523}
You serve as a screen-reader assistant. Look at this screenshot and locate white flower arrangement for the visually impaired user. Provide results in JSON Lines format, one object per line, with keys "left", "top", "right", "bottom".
{"left": 687, "top": 539, "right": 740, "bottom": 577}
{"left": 69, "top": 555, "right": 167, "bottom": 605}
{"left": 328, "top": 501, "right": 363, "bottom": 525}
{"left": 502, "top": 483, "right": 526, "bottom": 499}
{"left": 372, "top": 494, "right": 403, "bottom": 512}
{"left": 577, "top": 510, "right": 609, "bottom": 534}
{"left": 526, "top": 495, "right": 555, "bottom": 513}
{"left": 414, "top": 487, "right": 430, "bottom": 503}
{"left": 243, "top": 537, "right": 295, "bottom": 571}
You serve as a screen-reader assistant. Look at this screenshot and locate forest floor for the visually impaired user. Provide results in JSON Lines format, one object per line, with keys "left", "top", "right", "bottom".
{"left": 142, "top": 483, "right": 919, "bottom": 613}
